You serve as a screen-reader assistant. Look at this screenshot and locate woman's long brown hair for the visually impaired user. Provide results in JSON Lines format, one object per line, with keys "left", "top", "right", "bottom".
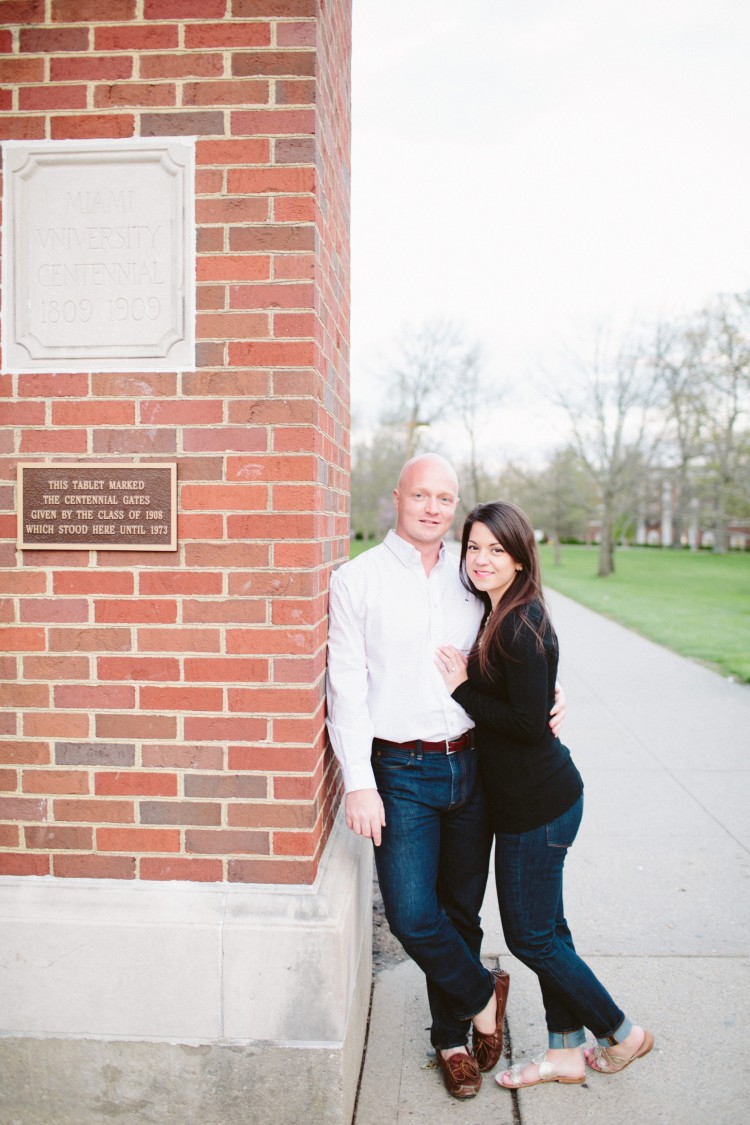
{"left": 459, "top": 501, "right": 554, "bottom": 675}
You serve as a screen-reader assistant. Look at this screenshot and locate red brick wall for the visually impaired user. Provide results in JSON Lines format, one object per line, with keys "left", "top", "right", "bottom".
{"left": 0, "top": 0, "right": 351, "bottom": 884}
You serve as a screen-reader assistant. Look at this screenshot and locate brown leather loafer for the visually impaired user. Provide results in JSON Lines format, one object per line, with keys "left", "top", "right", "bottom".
{"left": 472, "top": 968, "right": 510, "bottom": 1072}
{"left": 436, "top": 1049, "right": 482, "bottom": 1098}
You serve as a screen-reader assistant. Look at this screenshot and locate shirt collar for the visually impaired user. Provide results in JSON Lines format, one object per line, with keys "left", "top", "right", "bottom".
{"left": 384, "top": 528, "right": 446, "bottom": 571}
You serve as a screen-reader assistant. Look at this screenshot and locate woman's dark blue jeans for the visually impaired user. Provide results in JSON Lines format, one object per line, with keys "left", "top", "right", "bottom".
{"left": 495, "top": 795, "right": 632, "bottom": 1048}
{"left": 372, "top": 741, "right": 495, "bottom": 1050}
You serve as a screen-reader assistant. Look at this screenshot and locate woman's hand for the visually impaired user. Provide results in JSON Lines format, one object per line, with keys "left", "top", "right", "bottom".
{"left": 435, "top": 645, "right": 469, "bottom": 692}
{"left": 549, "top": 681, "right": 566, "bottom": 736}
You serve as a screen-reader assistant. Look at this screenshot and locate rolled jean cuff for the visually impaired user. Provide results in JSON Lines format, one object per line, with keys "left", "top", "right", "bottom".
{"left": 596, "top": 1016, "right": 634, "bottom": 1047}
{"left": 548, "top": 1028, "right": 586, "bottom": 1049}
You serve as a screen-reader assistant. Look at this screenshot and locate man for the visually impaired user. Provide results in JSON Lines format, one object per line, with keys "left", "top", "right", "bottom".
{"left": 326, "top": 454, "right": 563, "bottom": 1099}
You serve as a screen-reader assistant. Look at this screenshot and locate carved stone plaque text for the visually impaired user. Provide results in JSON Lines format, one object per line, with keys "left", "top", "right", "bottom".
{"left": 18, "top": 463, "right": 177, "bottom": 551}
{"left": 2, "top": 139, "right": 195, "bottom": 373}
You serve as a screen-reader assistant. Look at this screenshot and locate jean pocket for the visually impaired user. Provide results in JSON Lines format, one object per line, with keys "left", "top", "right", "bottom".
{"left": 372, "top": 748, "right": 414, "bottom": 771}
{"left": 546, "top": 796, "right": 583, "bottom": 849}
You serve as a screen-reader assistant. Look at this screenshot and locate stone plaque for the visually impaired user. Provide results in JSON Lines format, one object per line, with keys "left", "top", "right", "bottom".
{"left": 2, "top": 139, "right": 195, "bottom": 373}
{"left": 18, "top": 463, "right": 177, "bottom": 551}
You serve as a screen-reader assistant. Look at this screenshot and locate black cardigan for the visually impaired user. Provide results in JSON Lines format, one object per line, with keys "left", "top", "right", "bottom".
{"left": 452, "top": 601, "right": 583, "bottom": 833}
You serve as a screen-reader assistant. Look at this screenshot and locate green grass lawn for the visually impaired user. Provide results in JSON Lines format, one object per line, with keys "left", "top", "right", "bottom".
{"left": 347, "top": 538, "right": 750, "bottom": 683}
{"left": 540, "top": 545, "right": 750, "bottom": 683}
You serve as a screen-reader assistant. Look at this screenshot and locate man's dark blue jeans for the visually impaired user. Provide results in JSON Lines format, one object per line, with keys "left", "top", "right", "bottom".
{"left": 372, "top": 740, "right": 495, "bottom": 1050}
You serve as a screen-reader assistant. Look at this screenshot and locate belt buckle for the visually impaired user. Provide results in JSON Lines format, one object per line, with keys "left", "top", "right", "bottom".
{"left": 446, "top": 737, "right": 458, "bottom": 755}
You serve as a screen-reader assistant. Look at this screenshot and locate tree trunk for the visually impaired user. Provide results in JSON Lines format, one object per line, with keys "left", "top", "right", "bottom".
{"left": 597, "top": 510, "right": 615, "bottom": 576}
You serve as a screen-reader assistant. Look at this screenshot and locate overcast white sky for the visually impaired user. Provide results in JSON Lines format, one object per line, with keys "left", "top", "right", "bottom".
{"left": 349, "top": 0, "right": 750, "bottom": 465}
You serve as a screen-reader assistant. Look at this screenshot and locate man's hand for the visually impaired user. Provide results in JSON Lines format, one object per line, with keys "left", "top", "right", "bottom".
{"left": 345, "top": 788, "right": 386, "bottom": 847}
{"left": 549, "top": 682, "right": 566, "bottom": 738}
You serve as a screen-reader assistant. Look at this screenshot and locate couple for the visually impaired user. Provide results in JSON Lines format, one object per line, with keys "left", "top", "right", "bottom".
{"left": 326, "top": 454, "right": 653, "bottom": 1099}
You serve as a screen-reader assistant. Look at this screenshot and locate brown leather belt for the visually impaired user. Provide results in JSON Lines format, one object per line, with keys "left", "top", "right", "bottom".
{"left": 373, "top": 730, "right": 474, "bottom": 755}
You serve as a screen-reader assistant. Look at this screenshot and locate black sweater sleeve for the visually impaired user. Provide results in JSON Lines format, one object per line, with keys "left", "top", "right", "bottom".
{"left": 451, "top": 618, "right": 552, "bottom": 744}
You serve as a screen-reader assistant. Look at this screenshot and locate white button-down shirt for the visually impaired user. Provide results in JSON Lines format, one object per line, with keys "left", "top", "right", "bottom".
{"left": 326, "top": 530, "right": 484, "bottom": 792}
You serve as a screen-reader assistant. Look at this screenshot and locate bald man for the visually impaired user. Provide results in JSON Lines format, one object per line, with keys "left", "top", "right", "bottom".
{"left": 327, "top": 455, "right": 563, "bottom": 1097}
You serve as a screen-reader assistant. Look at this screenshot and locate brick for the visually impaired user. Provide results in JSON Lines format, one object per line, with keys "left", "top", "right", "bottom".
{"left": 275, "top": 136, "right": 316, "bottom": 163}
{"left": 196, "top": 197, "right": 268, "bottom": 224}
{"left": 141, "top": 856, "right": 222, "bottom": 881}
{"left": 94, "top": 83, "right": 177, "bottom": 109}
{"left": 229, "top": 398, "right": 317, "bottom": 426}
{"left": 185, "top": 828, "right": 268, "bottom": 854}
{"left": 184, "top": 22, "right": 270, "bottom": 48}
{"left": 0, "top": 769, "right": 18, "bottom": 792}
{"left": 275, "top": 79, "right": 316, "bottom": 105}
{"left": 20, "top": 599, "right": 89, "bottom": 624}
{"left": 273, "top": 773, "right": 319, "bottom": 801}
{"left": 54, "top": 855, "right": 135, "bottom": 879}
{"left": 228, "top": 686, "right": 318, "bottom": 714}
{"left": 0, "top": 116, "right": 45, "bottom": 140}
{"left": 166, "top": 454, "right": 224, "bottom": 481}
{"left": 234, "top": 0, "right": 315, "bottom": 15}
{"left": 95, "top": 772, "right": 177, "bottom": 797}
{"left": 228, "top": 340, "right": 316, "bottom": 367}
{"left": 228, "top": 801, "right": 313, "bottom": 828}
{"left": 180, "top": 483, "right": 267, "bottom": 511}
{"left": 227, "top": 744, "right": 317, "bottom": 773}
{"left": 18, "top": 373, "right": 88, "bottom": 397}
{"left": 197, "top": 255, "right": 270, "bottom": 282}
{"left": 181, "top": 427, "right": 267, "bottom": 453}
{"left": 183, "top": 716, "right": 267, "bottom": 742}
{"left": 20, "top": 26, "right": 89, "bottom": 52}
{"left": 184, "top": 774, "right": 266, "bottom": 799}
{"left": 0, "top": 572, "right": 46, "bottom": 595}
{"left": 141, "top": 52, "right": 224, "bottom": 79}
{"left": 232, "top": 50, "right": 315, "bottom": 77}
{"left": 22, "top": 769, "right": 89, "bottom": 794}
{"left": 184, "top": 542, "right": 270, "bottom": 569}
{"left": 51, "top": 57, "right": 133, "bottom": 81}
{"left": 20, "top": 429, "right": 88, "bottom": 454}
{"left": 272, "top": 714, "right": 325, "bottom": 743}
{"left": 137, "top": 627, "right": 221, "bottom": 653}
{"left": 228, "top": 167, "right": 315, "bottom": 194}
{"left": 0, "top": 796, "right": 47, "bottom": 821}
{"left": 94, "top": 600, "right": 177, "bottom": 625}
{"left": 181, "top": 600, "right": 265, "bottom": 626}
{"left": 0, "top": 854, "right": 50, "bottom": 876}
{"left": 143, "top": 0, "right": 226, "bottom": 16}
{"left": 98, "top": 827, "right": 181, "bottom": 852}
{"left": 0, "top": 741, "right": 50, "bottom": 766}
{"left": 274, "top": 195, "right": 316, "bottom": 222}
{"left": 0, "top": 57, "right": 45, "bottom": 83}
{"left": 176, "top": 513, "right": 225, "bottom": 540}
{"left": 92, "top": 372, "right": 176, "bottom": 397}
{"left": 273, "top": 252, "right": 315, "bottom": 279}
{"left": 54, "top": 572, "right": 134, "bottom": 595}
{"left": 141, "top": 800, "right": 221, "bottom": 826}
{"left": 139, "top": 685, "right": 223, "bottom": 712}
{"left": 25, "top": 825, "right": 93, "bottom": 849}
{"left": 138, "top": 399, "right": 225, "bottom": 426}
{"left": 276, "top": 20, "right": 315, "bottom": 47}
{"left": 229, "top": 281, "right": 313, "bottom": 309}
{"left": 228, "top": 856, "right": 316, "bottom": 883}
{"left": 142, "top": 744, "right": 223, "bottom": 770}
{"left": 273, "top": 830, "right": 319, "bottom": 856}
{"left": 196, "top": 340, "right": 226, "bottom": 367}
{"left": 230, "top": 108, "right": 314, "bottom": 136}
{"left": 228, "top": 512, "right": 316, "bottom": 540}
{"left": 24, "top": 712, "right": 90, "bottom": 738}
{"left": 0, "top": 657, "right": 17, "bottom": 678}
{"left": 0, "top": 683, "right": 49, "bottom": 709}
{"left": 92, "top": 427, "right": 177, "bottom": 454}
{"left": 23, "top": 655, "right": 89, "bottom": 681}
{"left": 196, "top": 282, "right": 226, "bottom": 308}
{"left": 56, "top": 742, "right": 135, "bottom": 767}
{"left": 95, "top": 24, "right": 178, "bottom": 51}
{"left": 52, "top": 112, "right": 135, "bottom": 140}
{"left": 53, "top": 0, "right": 136, "bottom": 19}
{"left": 226, "top": 453, "right": 316, "bottom": 481}
{"left": 54, "top": 798, "right": 134, "bottom": 823}
{"left": 182, "top": 79, "right": 268, "bottom": 106}
{"left": 19, "top": 85, "right": 89, "bottom": 111}
{"left": 95, "top": 714, "right": 176, "bottom": 740}
{"left": 55, "top": 684, "right": 135, "bottom": 710}
{"left": 182, "top": 370, "right": 270, "bottom": 397}
{"left": 226, "top": 627, "right": 315, "bottom": 656}
{"left": 229, "top": 225, "right": 315, "bottom": 252}
{"left": 139, "top": 571, "right": 223, "bottom": 596}
{"left": 49, "top": 627, "right": 131, "bottom": 653}
{"left": 141, "top": 111, "right": 223, "bottom": 137}
{"left": 196, "top": 137, "right": 269, "bottom": 164}
{"left": 183, "top": 656, "right": 267, "bottom": 682}
{"left": 0, "top": 825, "right": 20, "bottom": 846}
{"left": 96, "top": 656, "right": 179, "bottom": 681}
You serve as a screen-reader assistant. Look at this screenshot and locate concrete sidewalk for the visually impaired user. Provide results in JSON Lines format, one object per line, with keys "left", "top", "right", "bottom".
{"left": 354, "top": 589, "right": 750, "bottom": 1125}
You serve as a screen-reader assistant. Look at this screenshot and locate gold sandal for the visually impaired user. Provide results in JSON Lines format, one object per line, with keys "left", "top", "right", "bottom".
{"left": 585, "top": 1029, "right": 654, "bottom": 1074}
{"left": 497, "top": 1054, "right": 586, "bottom": 1089}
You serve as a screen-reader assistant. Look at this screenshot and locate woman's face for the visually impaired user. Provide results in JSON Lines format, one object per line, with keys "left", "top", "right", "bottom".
{"left": 465, "top": 521, "right": 520, "bottom": 604}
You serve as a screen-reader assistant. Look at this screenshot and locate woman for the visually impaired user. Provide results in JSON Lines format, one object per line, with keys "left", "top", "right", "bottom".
{"left": 435, "top": 501, "right": 653, "bottom": 1090}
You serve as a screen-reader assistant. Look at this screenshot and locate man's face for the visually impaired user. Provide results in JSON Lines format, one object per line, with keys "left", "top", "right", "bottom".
{"left": 393, "top": 460, "right": 459, "bottom": 550}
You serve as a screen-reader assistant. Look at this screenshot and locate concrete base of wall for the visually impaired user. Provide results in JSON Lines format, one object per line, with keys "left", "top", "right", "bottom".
{"left": 0, "top": 812, "right": 373, "bottom": 1125}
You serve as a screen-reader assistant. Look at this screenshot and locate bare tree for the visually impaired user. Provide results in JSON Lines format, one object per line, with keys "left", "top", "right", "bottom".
{"left": 552, "top": 335, "right": 661, "bottom": 576}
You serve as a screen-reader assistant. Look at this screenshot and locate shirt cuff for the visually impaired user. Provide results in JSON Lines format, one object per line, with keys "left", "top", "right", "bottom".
{"left": 341, "top": 760, "right": 378, "bottom": 794}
